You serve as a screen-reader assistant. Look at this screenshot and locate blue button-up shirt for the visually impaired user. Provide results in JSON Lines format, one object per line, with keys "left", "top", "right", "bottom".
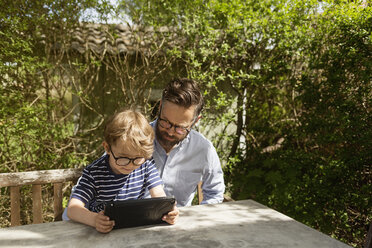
{"left": 151, "top": 120, "right": 225, "bottom": 206}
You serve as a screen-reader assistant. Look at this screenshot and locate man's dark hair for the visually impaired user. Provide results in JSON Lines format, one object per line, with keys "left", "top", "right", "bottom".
{"left": 161, "top": 78, "right": 204, "bottom": 118}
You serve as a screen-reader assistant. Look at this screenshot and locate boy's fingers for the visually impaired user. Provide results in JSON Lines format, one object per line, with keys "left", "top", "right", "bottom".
{"left": 100, "top": 221, "right": 114, "bottom": 227}
{"left": 168, "top": 208, "right": 180, "bottom": 216}
{"left": 97, "top": 211, "right": 114, "bottom": 227}
{"left": 163, "top": 213, "right": 178, "bottom": 222}
{"left": 168, "top": 210, "right": 178, "bottom": 216}
{"left": 97, "top": 226, "right": 113, "bottom": 234}
{"left": 98, "top": 218, "right": 114, "bottom": 226}
{"left": 163, "top": 216, "right": 177, "bottom": 225}
{"left": 97, "top": 219, "right": 115, "bottom": 233}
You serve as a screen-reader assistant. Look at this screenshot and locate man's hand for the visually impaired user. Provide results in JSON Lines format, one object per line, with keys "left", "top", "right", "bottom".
{"left": 162, "top": 205, "right": 179, "bottom": 225}
{"left": 95, "top": 211, "right": 115, "bottom": 233}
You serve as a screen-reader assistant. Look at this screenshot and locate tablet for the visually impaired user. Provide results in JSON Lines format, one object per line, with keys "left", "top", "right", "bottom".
{"left": 104, "top": 197, "right": 176, "bottom": 229}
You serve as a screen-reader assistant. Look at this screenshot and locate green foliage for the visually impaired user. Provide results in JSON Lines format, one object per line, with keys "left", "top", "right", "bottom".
{"left": 0, "top": 0, "right": 101, "bottom": 173}
{"left": 0, "top": 97, "right": 81, "bottom": 172}
{"left": 220, "top": 2, "right": 371, "bottom": 247}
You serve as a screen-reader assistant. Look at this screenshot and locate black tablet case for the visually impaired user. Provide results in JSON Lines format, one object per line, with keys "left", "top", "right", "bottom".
{"left": 104, "top": 197, "right": 176, "bottom": 229}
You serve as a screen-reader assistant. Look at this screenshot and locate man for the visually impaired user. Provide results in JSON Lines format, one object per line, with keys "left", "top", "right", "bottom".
{"left": 151, "top": 78, "right": 225, "bottom": 206}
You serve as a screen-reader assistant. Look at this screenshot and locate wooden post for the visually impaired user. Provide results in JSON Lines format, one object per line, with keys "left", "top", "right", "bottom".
{"left": 365, "top": 222, "right": 372, "bottom": 248}
{"left": 10, "top": 186, "right": 20, "bottom": 226}
{"left": 197, "top": 181, "right": 203, "bottom": 205}
{"left": 53, "top": 183, "right": 63, "bottom": 221}
{"left": 32, "top": 184, "right": 43, "bottom": 224}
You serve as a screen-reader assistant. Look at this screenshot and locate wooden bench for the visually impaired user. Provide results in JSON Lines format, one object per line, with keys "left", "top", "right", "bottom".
{"left": 0, "top": 168, "right": 82, "bottom": 226}
{"left": 0, "top": 169, "right": 230, "bottom": 226}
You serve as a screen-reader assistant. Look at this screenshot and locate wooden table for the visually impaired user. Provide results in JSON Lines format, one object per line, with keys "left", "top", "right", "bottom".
{"left": 0, "top": 200, "right": 351, "bottom": 248}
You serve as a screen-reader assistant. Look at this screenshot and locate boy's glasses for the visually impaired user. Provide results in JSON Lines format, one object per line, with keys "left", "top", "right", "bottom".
{"left": 109, "top": 145, "right": 146, "bottom": 166}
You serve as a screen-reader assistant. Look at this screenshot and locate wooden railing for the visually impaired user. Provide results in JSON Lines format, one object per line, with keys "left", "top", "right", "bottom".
{"left": 0, "top": 168, "right": 82, "bottom": 226}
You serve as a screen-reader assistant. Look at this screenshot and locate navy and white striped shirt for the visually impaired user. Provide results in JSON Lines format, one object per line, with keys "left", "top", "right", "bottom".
{"left": 72, "top": 154, "right": 163, "bottom": 212}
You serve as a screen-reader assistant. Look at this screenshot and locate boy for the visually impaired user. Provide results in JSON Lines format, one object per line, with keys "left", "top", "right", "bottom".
{"left": 67, "top": 109, "right": 179, "bottom": 233}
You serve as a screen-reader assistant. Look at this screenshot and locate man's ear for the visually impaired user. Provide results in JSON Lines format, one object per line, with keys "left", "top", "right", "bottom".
{"left": 193, "top": 115, "right": 202, "bottom": 126}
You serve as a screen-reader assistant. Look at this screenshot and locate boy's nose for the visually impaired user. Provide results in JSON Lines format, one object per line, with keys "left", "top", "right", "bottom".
{"left": 126, "top": 162, "right": 138, "bottom": 170}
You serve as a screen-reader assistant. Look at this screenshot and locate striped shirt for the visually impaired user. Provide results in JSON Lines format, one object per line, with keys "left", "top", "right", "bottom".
{"left": 71, "top": 155, "right": 163, "bottom": 212}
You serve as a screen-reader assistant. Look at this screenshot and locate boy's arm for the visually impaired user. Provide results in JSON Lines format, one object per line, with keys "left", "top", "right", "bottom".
{"left": 149, "top": 185, "right": 179, "bottom": 225}
{"left": 148, "top": 185, "right": 166, "bottom": 197}
{"left": 67, "top": 198, "right": 114, "bottom": 233}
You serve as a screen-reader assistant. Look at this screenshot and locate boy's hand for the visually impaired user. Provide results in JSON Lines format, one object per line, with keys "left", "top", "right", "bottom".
{"left": 95, "top": 211, "right": 115, "bottom": 233}
{"left": 162, "top": 205, "right": 179, "bottom": 225}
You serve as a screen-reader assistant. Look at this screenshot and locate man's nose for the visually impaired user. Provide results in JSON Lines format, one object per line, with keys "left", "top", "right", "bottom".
{"left": 166, "top": 126, "right": 176, "bottom": 135}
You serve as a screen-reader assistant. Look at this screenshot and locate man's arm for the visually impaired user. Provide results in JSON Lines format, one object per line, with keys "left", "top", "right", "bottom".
{"left": 200, "top": 147, "right": 225, "bottom": 204}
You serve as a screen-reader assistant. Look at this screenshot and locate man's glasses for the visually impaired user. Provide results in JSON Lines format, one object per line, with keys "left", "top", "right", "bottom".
{"left": 157, "top": 112, "right": 196, "bottom": 135}
{"left": 109, "top": 145, "right": 146, "bottom": 166}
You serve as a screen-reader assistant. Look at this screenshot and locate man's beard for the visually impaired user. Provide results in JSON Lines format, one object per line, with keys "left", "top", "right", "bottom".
{"left": 155, "top": 122, "right": 187, "bottom": 151}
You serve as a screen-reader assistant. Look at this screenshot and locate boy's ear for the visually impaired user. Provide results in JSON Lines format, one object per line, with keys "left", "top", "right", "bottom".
{"left": 158, "top": 100, "right": 162, "bottom": 113}
{"left": 102, "top": 141, "right": 110, "bottom": 153}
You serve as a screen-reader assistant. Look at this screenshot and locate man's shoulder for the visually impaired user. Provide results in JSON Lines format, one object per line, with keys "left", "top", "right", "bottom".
{"left": 188, "top": 130, "right": 215, "bottom": 149}
{"left": 184, "top": 130, "right": 221, "bottom": 167}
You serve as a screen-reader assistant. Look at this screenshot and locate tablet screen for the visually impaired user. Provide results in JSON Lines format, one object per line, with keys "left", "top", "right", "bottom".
{"left": 104, "top": 197, "right": 176, "bottom": 229}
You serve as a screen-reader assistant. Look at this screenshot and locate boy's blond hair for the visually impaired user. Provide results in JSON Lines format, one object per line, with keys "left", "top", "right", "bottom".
{"left": 104, "top": 109, "right": 154, "bottom": 158}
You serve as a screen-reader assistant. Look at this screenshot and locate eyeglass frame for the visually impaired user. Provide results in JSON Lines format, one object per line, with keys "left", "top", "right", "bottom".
{"left": 157, "top": 109, "right": 197, "bottom": 135}
{"left": 109, "top": 144, "right": 146, "bottom": 167}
